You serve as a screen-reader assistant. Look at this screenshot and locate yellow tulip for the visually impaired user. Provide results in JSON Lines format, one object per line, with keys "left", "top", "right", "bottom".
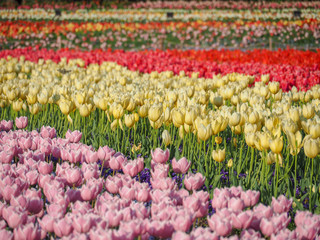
{"left": 212, "top": 148, "right": 226, "bottom": 163}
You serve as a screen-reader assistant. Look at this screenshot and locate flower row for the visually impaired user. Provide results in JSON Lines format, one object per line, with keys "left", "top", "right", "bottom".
{"left": 0, "top": 48, "right": 319, "bottom": 91}
{"left": 1, "top": 19, "right": 319, "bottom": 50}
{"left": 0, "top": 119, "right": 319, "bottom": 239}
{"left": 129, "top": 1, "right": 320, "bottom": 10}
{"left": 1, "top": 8, "right": 319, "bottom": 22}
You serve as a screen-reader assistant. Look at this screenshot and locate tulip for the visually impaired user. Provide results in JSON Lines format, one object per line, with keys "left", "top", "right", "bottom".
{"left": 148, "top": 105, "right": 162, "bottom": 122}
{"left": 271, "top": 195, "right": 292, "bottom": 214}
{"left": 13, "top": 222, "right": 41, "bottom": 240}
{"left": 66, "top": 130, "right": 82, "bottom": 143}
{"left": 197, "top": 123, "right": 212, "bottom": 141}
{"left": 269, "top": 136, "right": 283, "bottom": 154}
{"left": 211, "top": 148, "right": 226, "bottom": 163}
{"left": 53, "top": 217, "right": 73, "bottom": 238}
{"left": 151, "top": 148, "right": 170, "bottom": 164}
{"left": 161, "top": 130, "right": 172, "bottom": 147}
{"left": 184, "top": 172, "right": 205, "bottom": 191}
{"left": 172, "top": 157, "right": 191, "bottom": 174}
{"left": 304, "top": 138, "right": 319, "bottom": 158}
{"left": 15, "top": 116, "right": 28, "bottom": 129}
{"left": 109, "top": 153, "right": 127, "bottom": 171}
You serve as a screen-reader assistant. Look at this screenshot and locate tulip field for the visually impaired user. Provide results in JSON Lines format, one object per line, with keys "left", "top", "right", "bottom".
{"left": 1, "top": 1, "right": 320, "bottom": 239}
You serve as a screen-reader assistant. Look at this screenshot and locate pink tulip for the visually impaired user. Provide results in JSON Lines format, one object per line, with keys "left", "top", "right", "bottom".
{"left": 37, "top": 161, "right": 53, "bottom": 175}
{"left": 53, "top": 217, "right": 73, "bottom": 237}
{"left": 119, "top": 219, "right": 145, "bottom": 238}
{"left": 172, "top": 157, "right": 191, "bottom": 174}
{"left": 72, "top": 214, "right": 93, "bottom": 233}
{"left": 66, "top": 130, "right": 82, "bottom": 143}
{"left": 2, "top": 183, "right": 20, "bottom": 202}
{"left": 147, "top": 220, "right": 174, "bottom": 239}
{"left": 104, "top": 210, "right": 123, "bottom": 227}
{"left": 80, "top": 186, "right": 95, "bottom": 202}
{"left": 172, "top": 231, "right": 192, "bottom": 240}
{"left": 82, "top": 163, "right": 99, "bottom": 180}
{"left": 38, "top": 215, "right": 55, "bottom": 233}
{"left": 171, "top": 210, "right": 193, "bottom": 232}
{"left": 18, "top": 137, "right": 32, "bottom": 150}
{"left": 26, "top": 169, "right": 39, "bottom": 185}
{"left": 1, "top": 120, "right": 13, "bottom": 131}
{"left": 65, "top": 167, "right": 82, "bottom": 186}
{"left": 71, "top": 201, "right": 92, "bottom": 215}
{"left": 40, "top": 126, "right": 56, "bottom": 139}
{"left": 230, "top": 186, "right": 243, "bottom": 198}
{"left": 271, "top": 229, "right": 298, "bottom": 240}
{"left": 109, "top": 152, "right": 127, "bottom": 171}
{"left": 85, "top": 150, "right": 98, "bottom": 164}
{"left": 119, "top": 186, "right": 135, "bottom": 201}
{"left": 46, "top": 203, "right": 66, "bottom": 218}
{"left": 0, "top": 229, "right": 13, "bottom": 240}
{"left": 151, "top": 148, "right": 170, "bottom": 164}
{"left": 240, "top": 190, "right": 260, "bottom": 207}
{"left": 207, "top": 215, "right": 232, "bottom": 236}
{"left": 150, "top": 177, "right": 176, "bottom": 190}
{"left": 228, "top": 197, "right": 245, "bottom": 212}
{"left": 13, "top": 222, "right": 41, "bottom": 240}
{"left": 271, "top": 195, "right": 292, "bottom": 214}
{"left": 231, "top": 211, "right": 253, "bottom": 229}
{"left": 97, "top": 145, "right": 115, "bottom": 161}
{"left": 10, "top": 195, "right": 29, "bottom": 210}
{"left": 191, "top": 227, "right": 219, "bottom": 240}
{"left": 135, "top": 186, "right": 150, "bottom": 202}
{"left": 122, "top": 160, "right": 139, "bottom": 177}
{"left": 2, "top": 206, "right": 27, "bottom": 229}
{"left": 260, "top": 217, "right": 276, "bottom": 237}
{"left": 0, "top": 150, "right": 14, "bottom": 164}
{"left": 150, "top": 189, "right": 172, "bottom": 203}
{"left": 151, "top": 163, "right": 169, "bottom": 179}
{"left": 184, "top": 172, "right": 205, "bottom": 191}
{"left": 15, "top": 116, "right": 28, "bottom": 129}
{"left": 105, "top": 175, "right": 123, "bottom": 194}
{"left": 240, "top": 229, "right": 262, "bottom": 239}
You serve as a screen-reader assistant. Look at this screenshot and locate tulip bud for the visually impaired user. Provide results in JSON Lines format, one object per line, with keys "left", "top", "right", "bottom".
{"left": 59, "top": 101, "right": 71, "bottom": 115}
{"left": 161, "top": 130, "right": 171, "bottom": 147}
{"left": 79, "top": 104, "right": 90, "bottom": 117}
{"left": 172, "top": 108, "right": 184, "bottom": 127}
{"left": 215, "top": 136, "right": 222, "bottom": 145}
{"left": 148, "top": 105, "right": 162, "bottom": 122}
{"left": 12, "top": 100, "right": 23, "bottom": 111}
{"left": 269, "top": 137, "right": 283, "bottom": 154}
{"left": 99, "top": 98, "right": 108, "bottom": 111}
{"left": 138, "top": 105, "right": 148, "bottom": 118}
{"left": 302, "top": 104, "right": 315, "bottom": 119}
{"left": 304, "top": 138, "right": 319, "bottom": 158}
{"left": 261, "top": 74, "right": 270, "bottom": 83}
{"left": 212, "top": 148, "right": 226, "bottom": 163}
{"left": 227, "top": 159, "right": 233, "bottom": 168}
{"left": 124, "top": 114, "right": 135, "bottom": 128}
{"left": 268, "top": 81, "right": 279, "bottom": 94}
{"left": 229, "top": 112, "right": 241, "bottom": 126}
{"left": 213, "top": 96, "right": 223, "bottom": 108}
{"left": 113, "top": 104, "right": 124, "bottom": 119}
{"left": 197, "top": 123, "right": 212, "bottom": 141}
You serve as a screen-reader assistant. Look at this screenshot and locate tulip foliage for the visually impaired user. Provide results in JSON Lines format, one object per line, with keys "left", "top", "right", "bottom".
{"left": 0, "top": 119, "right": 320, "bottom": 239}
